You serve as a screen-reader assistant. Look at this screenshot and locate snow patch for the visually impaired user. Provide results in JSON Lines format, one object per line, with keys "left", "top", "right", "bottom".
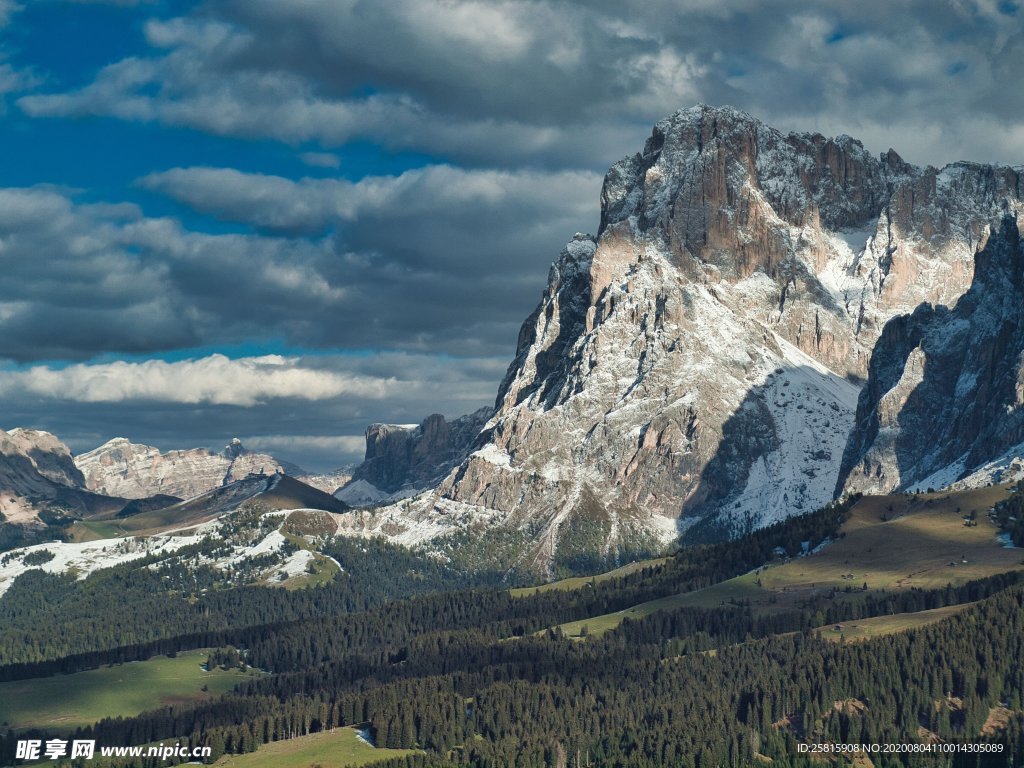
{"left": 0, "top": 535, "right": 195, "bottom": 598}
{"left": 273, "top": 548, "right": 315, "bottom": 578}
{"left": 910, "top": 441, "right": 1024, "bottom": 492}
{"left": 334, "top": 478, "right": 426, "bottom": 507}
{"left": 334, "top": 479, "right": 389, "bottom": 506}
{"left": 721, "top": 333, "right": 860, "bottom": 530}
{"left": 830, "top": 224, "right": 877, "bottom": 258}
{"left": 227, "top": 530, "right": 286, "bottom": 563}
{"left": 470, "top": 444, "right": 514, "bottom": 468}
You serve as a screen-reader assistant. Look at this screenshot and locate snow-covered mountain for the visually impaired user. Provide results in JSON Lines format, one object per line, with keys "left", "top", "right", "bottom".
{"left": 0, "top": 485, "right": 349, "bottom": 598}
{"left": 75, "top": 437, "right": 317, "bottom": 500}
{"left": 0, "top": 427, "right": 348, "bottom": 546}
{"left": 339, "top": 105, "right": 1024, "bottom": 572}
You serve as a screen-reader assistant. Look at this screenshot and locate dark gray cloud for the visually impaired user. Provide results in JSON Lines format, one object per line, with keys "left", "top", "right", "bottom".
{"left": 0, "top": 188, "right": 332, "bottom": 360}
{"left": 18, "top": 0, "right": 1024, "bottom": 167}
{"left": 0, "top": 167, "right": 597, "bottom": 362}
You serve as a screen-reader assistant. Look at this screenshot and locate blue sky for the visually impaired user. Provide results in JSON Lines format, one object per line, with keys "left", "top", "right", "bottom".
{"left": 0, "top": 0, "right": 1020, "bottom": 470}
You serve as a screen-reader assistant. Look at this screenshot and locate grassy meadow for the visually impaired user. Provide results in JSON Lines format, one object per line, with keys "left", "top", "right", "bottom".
{"left": 548, "top": 485, "right": 1024, "bottom": 639}
{"left": 0, "top": 650, "right": 254, "bottom": 732}
{"left": 212, "top": 727, "right": 417, "bottom": 768}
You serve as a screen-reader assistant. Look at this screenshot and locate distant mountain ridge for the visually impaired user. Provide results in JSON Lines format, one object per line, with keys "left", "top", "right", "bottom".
{"left": 0, "top": 428, "right": 123, "bottom": 530}
{"left": 75, "top": 437, "right": 348, "bottom": 499}
{"left": 0, "top": 427, "right": 353, "bottom": 557}
{"left": 4, "top": 428, "right": 85, "bottom": 489}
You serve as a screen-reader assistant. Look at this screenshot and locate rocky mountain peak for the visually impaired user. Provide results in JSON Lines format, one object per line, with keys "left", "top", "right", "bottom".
{"left": 599, "top": 104, "right": 887, "bottom": 266}
{"left": 0, "top": 428, "right": 110, "bottom": 527}
{"left": 223, "top": 438, "right": 246, "bottom": 459}
{"left": 4, "top": 428, "right": 85, "bottom": 489}
{"left": 330, "top": 105, "right": 1023, "bottom": 574}
{"left": 343, "top": 407, "right": 493, "bottom": 499}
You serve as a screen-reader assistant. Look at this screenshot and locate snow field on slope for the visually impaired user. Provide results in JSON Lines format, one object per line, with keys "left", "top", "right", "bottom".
{"left": 722, "top": 334, "right": 860, "bottom": 530}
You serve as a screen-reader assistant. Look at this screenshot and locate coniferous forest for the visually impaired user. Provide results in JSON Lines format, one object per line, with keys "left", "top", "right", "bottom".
{"left": 2, "top": 497, "right": 1024, "bottom": 767}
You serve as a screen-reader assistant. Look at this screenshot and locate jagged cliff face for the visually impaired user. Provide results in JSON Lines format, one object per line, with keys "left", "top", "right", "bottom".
{"left": 839, "top": 212, "right": 1024, "bottom": 494}
{"left": 5, "top": 429, "right": 85, "bottom": 489}
{"left": 75, "top": 438, "right": 305, "bottom": 500}
{"left": 337, "top": 408, "right": 492, "bottom": 505}
{"left": 333, "top": 105, "right": 1024, "bottom": 572}
{"left": 0, "top": 429, "right": 73, "bottom": 524}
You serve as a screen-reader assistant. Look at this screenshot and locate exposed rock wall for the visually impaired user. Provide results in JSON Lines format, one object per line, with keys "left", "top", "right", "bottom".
{"left": 344, "top": 407, "right": 493, "bottom": 496}
{"left": 838, "top": 213, "right": 1024, "bottom": 493}
{"left": 5, "top": 429, "right": 85, "bottom": 489}
{"left": 0, "top": 428, "right": 119, "bottom": 526}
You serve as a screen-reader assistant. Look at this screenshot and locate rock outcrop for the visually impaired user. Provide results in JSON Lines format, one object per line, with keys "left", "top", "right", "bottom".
{"left": 838, "top": 212, "right": 1024, "bottom": 493}
{"left": 337, "top": 408, "right": 493, "bottom": 504}
{"left": 4, "top": 429, "right": 85, "bottom": 489}
{"left": 0, "top": 428, "right": 119, "bottom": 527}
{"left": 338, "top": 104, "right": 1024, "bottom": 573}
{"left": 297, "top": 470, "right": 353, "bottom": 495}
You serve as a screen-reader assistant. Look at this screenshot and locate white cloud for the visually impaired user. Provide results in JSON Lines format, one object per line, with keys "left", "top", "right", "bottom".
{"left": 19, "top": 67, "right": 626, "bottom": 167}
{"left": 397, "top": 0, "right": 535, "bottom": 59}
{"left": 0, "top": 0, "right": 20, "bottom": 27}
{"left": 19, "top": 1, "right": 1024, "bottom": 168}
{"left": 13, "top": 7, "right": 676, "bottom": 166}
{"left": 2, "top": 351, "right": 507, "bottom": 469}
{"left": 0, "top": 63, "right": 37, "bottom": 101}
{"left": 244, "top": 434, "right": 366, "bottom": 457}
{"left": 0, "top": 354, "right": 396, "bottom": 406}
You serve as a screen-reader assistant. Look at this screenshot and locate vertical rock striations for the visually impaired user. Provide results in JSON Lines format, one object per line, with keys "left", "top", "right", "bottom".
{"left": 5, "top": 429, "right": 86, "bottom": 489}
{"left": 0, "top": 429, "right": 120, "bottom": 526}
{"left": 337, "top": 408, "right": 493, "bottom": 505}
{"left": 838, "top": 211, "right": 1024, "bottom": 494}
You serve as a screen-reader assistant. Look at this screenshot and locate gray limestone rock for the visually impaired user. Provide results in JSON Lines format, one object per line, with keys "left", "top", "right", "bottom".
{"left": 75, "top": 437, "right": 307, "bottom": 500}
{"left": 343, "top": 407, "right": 494, "bottom": 497}
{"left": 838, "top": 213, "right": 1024, "bottom": 494}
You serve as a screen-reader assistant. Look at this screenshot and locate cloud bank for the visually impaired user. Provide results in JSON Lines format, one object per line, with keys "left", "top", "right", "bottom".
{"left": 0, "top": 354, "right": 394, "bottom": 406}
{"left": 1, "top": 351, "right": 506, "bottom": 469}
{"left": 0, "top": 168, "right": 597, "bottom": 362}
{"left": 19, "top": 1, "right": 1024, "bottom": 167}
